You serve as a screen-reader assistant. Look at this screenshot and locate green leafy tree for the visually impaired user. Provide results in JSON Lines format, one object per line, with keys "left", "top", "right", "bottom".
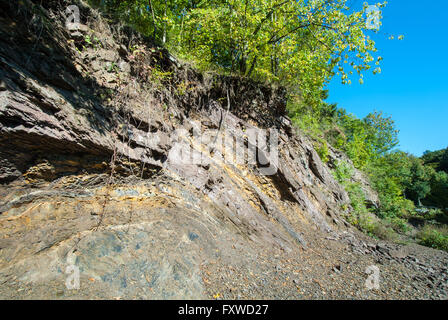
{"left": 406, "top": 158, "right": 432, "bottom": 206}
{"left": 424, "top": 170, "right": 448, "bottom": 209}
{"left": 181, "top": 0, "right": 386, "bottom": 106}
{"left": 90, "top": 0, "right": 400, "bottom": 113}
{"left": 92, "top": 0, "right": 389, "bottom": 106}
{"left": 367, "top": 151, "right": 414, "bottom": 219}
{"left": 363, "top": 111, "right": 399, "bottom": 157}
{"left": 421, "top": 147, "right": 448, "bottom": 172}
{"left": 440, "top": 148, "right": 448, "bottom": 173}
{"left": 331, "top": 111, "right": 399, "bottom": 169}
{"left": 337, "top": 112, "right": 372, "bottom": 168}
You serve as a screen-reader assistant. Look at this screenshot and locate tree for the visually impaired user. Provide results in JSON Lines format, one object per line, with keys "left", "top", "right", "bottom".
{"left": 363, "top": 111, "right": 399, "bottom": 157}
{"left": 90, "top": 0, "right": 391, "bottom": 109}
{"left": 337, "top": 112, "right": 372, "bottom": 168}
{"left": 367, "top": 151, "right": 414, "bottom": 218}
{"left": 440, "top": 148, "right": 448, "bottom": 173}
{"left": 405, "top": 157, "right": 432, "bottom": 206}
{"left": 334, "top": 111, "right": 398, "bottom": 169}
{"left": 181, "top": 0, "right": 385, "bottom": 106}
{"left": 421, "top": 147, "right": 448, "bottom": 174}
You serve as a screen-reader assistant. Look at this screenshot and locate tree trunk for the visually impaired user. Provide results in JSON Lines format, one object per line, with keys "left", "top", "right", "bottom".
{"left": 247, "top": 56, "right": 257, "bottom": 77}
{"left": 148, "top": 0, "right": 157, "bottom": 40}
{"left": 162, "top": 0, "right": 167, "bottom": 44}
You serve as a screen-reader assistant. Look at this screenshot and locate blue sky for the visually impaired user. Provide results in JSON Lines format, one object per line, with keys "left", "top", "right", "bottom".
{"left": 326, "top": 0, "right": 448, "bottom": 156}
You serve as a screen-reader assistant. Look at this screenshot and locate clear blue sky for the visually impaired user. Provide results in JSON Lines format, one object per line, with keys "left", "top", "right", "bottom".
{"left": 326, "top": 0, "right": 448, "bottom": 156}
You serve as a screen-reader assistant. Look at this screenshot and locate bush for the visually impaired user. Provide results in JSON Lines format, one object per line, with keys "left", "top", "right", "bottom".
{"left": 367, "top": 221, "right": 398, "bottom": 241}
{"left": 332, "top": 161, "right": 353, "bottom": 184}
{"left": 332, "top": 161, "right": 400, "bottom": 240}
{"left": 414, "top": 208, "right": 444, "bottom": 221}
{"left": 417, "top": 225, "right": 448, "bottom": 252}
{"left": 388, "top": 216, "right": 410, "bottom": 233}
{"left": 333, "top": 161, "right": 373, "bottom": 232}
{"left": 314, "top": 139, "right": 329, "bottom": 163}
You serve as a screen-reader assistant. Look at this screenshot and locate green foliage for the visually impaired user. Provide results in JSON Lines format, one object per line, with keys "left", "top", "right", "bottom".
{"left": 332, "top": 161, "right": 376, "bottom": 233}
{"left": 83, "top": 33, "right": 102, "bottom": 49}
{"left": 107, "top": 62, "right": 119, "bottom": 73}
{"left": 426, "top": 171, "right": 448, "bottom": 208}
{"left": 363, "top": 111, "right": 399, "bottom": 156}
{"left": 420, "top": 148, "right": 448, "bottom": 208}
{"left": 332, "top": 160, "right": 353, "bottom": 183}
{"left": 181, "top": 0, "right": 383, "bottom": 91}
{"left": 89, "top": 0, "right": 184, "bottom": 44}
{"left": 333, "top": 162, "right": 397, "bottom": 239}
{"left": 90, "top": 0, "right": 387, "bottom": 107}
{"left": 422, "top": 147, "right": 448, "bottom": 173}
{"left": 422, "top": 148, "right": 445, "bottom": 167}
{"left": 176, "top": 81, "right": 189, "bottom": 96}
{"left": 314, "top": 139, "right": 329, "bottom": 163}
{"left": 366, "top": 152, "right": 415, "bottom": 220}
{"left": 149, "top": 66, "right": 173, "bottom": 87}
{"left": 406, "top": 157, "right": 432, "bottom": 205}
{"left": 343, "top": 182, "right": 370, "bottom": 227}
{"left": 288, "top": 90, "right": 339, "bottom": 138}
{"left": 414, "top": 208, "right": 446, "bottom": 222}
{"left": 310, "top": 106, "right": 416, "bottom": 227}
{"left": 332, "top": 159, "right": 409, "bottom": 240}
{"left": 441, "top": 149, "right": 448, "bottom": 173}
{"left": 388, "top": 216, "right": 410, "bottom": 233}
{"left": 417, "top": 225, "right": 448, "bottom": 252}
{"left": 366, "top": 221, "right": 397, "bottom": 241}
{"left": 335, "top": 110, "right": 399, "bottom": 169}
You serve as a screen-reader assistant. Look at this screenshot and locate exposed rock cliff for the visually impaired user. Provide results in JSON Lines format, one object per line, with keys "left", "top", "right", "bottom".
{"left": 0, "top": 0, "right": 447, "bottom": 299}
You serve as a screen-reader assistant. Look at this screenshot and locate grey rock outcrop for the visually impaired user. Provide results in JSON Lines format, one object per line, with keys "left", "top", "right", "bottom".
{"left": 0, "top": 0, "right": 394, "bottom": 299}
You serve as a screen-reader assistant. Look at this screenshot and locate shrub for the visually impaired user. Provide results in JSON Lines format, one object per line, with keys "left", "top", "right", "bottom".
{"left": 414, "top": 208, "right": 444, "bottom": 221}
{"left": 315, "top": 139, "right": 329, "bottom": 163}
{"left": 333, "top": 162, "right": 372, "bottom": 232}
{"left": 417, "top": 225, "right": 448, "bottom": 252}
{"left": 332, "top": 161, "right": 400, "bottom": 239}
{"left": 368, "top": 221, "right": 398, "bottom": 241}
{"left": 388, "top": 216, "right": 410, "bottom": 233}
{"left": 332, "top": 161, "right": 353, "bottom": 184}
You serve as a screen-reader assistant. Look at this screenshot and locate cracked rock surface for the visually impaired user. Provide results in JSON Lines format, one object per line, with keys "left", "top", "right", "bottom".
{"left": 0, "top": 0, "right": 447, "bottom": 299}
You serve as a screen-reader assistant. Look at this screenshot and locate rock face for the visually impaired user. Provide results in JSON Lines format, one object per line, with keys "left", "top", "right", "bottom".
{"left": 0, "top": 0, "right": 447, "bottom": 300}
